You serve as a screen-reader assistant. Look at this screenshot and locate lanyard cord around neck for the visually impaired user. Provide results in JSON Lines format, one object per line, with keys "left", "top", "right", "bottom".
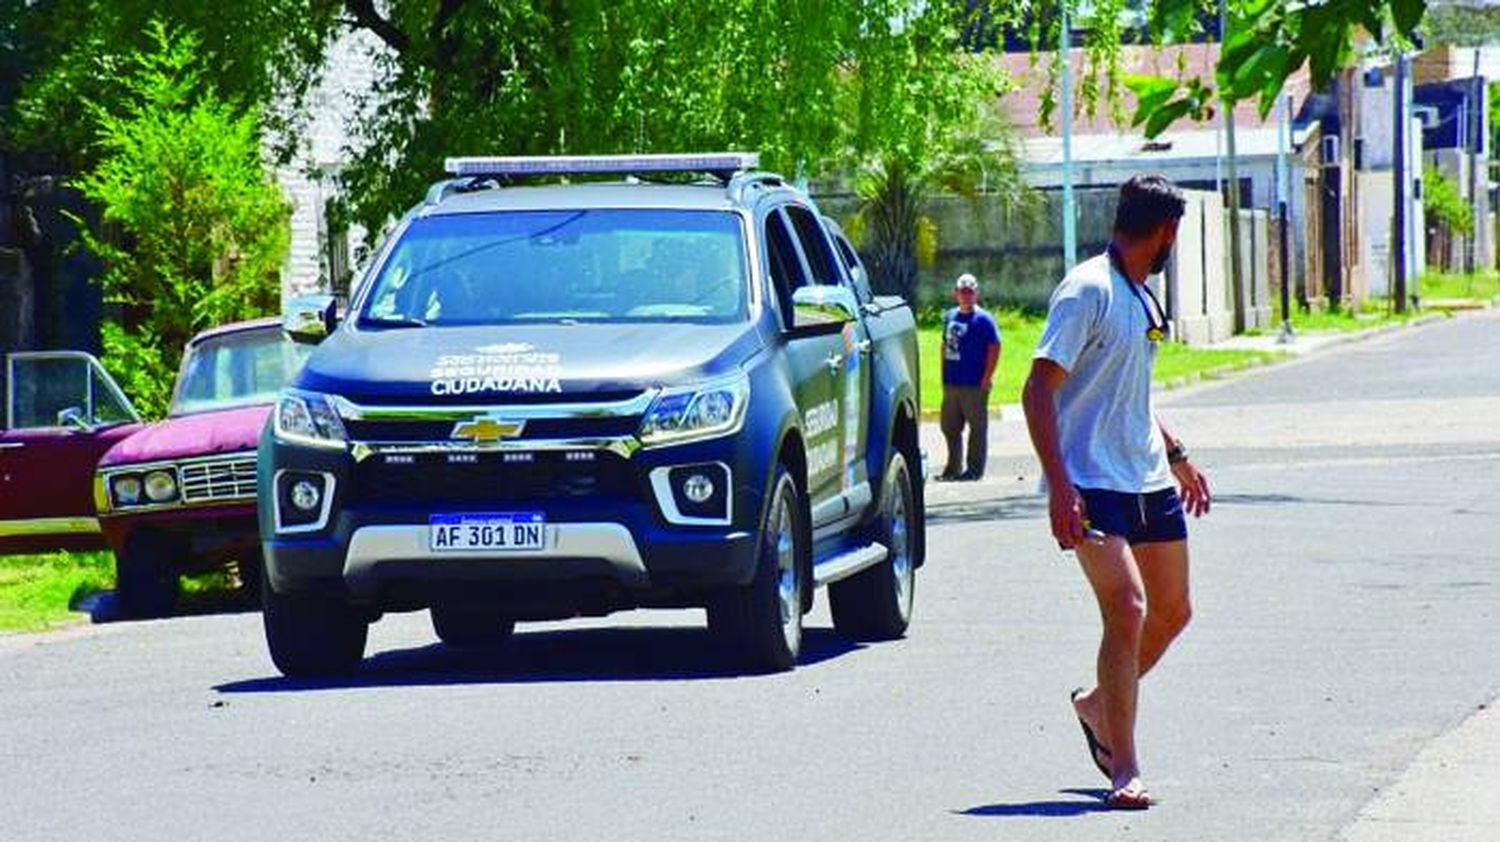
{"left": 1108, "top": 244, "right": 1167, "bottom": 333}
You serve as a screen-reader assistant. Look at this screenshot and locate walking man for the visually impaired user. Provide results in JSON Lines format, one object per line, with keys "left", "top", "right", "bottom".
{"left": 1021, "top": 174, "right": 1212, "bottom": 809}
{"left": 939, "top": 273, "right": 1001, "bottom": 481}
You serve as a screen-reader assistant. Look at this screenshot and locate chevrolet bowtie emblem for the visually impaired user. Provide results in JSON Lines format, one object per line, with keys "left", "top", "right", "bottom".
{"left": 451, "top": 417, "right": 526, "bottom": 444}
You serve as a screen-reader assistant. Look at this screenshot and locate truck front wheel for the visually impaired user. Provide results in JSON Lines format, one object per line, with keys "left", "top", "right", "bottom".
{"left": 262, "top": 576, "right": 368, "bottom": 678}
{"left": 708, "top": 466, "right": 806, "bottom": 672}
{"left": 830, "top": 451, "right": 916, "bottom": 640}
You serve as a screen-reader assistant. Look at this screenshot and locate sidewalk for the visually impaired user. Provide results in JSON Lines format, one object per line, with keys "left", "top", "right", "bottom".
{"left": 1339, "top": 698, "right": 1500, "bottom": 841}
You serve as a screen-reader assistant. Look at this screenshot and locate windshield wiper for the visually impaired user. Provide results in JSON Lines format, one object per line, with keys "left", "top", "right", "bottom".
{"left": 360, "top": 315, "right": 428, "bottom": 329}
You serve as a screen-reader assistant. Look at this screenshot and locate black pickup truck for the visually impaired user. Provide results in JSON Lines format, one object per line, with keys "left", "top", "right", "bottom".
{"left": 261, "top": 153, "right": 925, "bottom": 675}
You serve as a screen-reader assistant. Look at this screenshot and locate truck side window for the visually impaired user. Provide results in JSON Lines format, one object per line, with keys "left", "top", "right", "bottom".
{"left": 764, "top": 212, "right": 807, "bottom": 329}
{"left": 831, "top": 232, "right": 874, "bottom": 306}
{"left": 786, "top": 205, "right": 839, "bottom": 286}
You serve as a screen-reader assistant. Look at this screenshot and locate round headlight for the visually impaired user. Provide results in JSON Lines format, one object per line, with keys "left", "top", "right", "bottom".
{"left": 290, "top": 479, "right": 322, "bottom": 512}
{"left": 113, "top": 475, "right": 143, "bottom": 506}
{"left": 682, "top": 473, "right": 715, "bottom": 504}
{"left": 144, "top": 470, "right": 178, "bottom": 503}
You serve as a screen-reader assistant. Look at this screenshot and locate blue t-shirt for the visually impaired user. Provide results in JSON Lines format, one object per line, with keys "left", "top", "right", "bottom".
{"left": 941, "top": 307, "right": 1001, "bottom": 387}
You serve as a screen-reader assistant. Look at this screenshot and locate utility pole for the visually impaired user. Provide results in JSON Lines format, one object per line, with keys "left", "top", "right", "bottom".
{"left": 1277, "top": 92, "right": 1294, "bottom": 343}
{"left": 1060, "top": 1, "right": 1077, "bottom": 271}
{"left": 1469, "top": 48, "right": 1481, "bottom": 277}
{"left": 1394, "top": 52, "right": 1408, "bottom": 314}
{"left": 1219, "top": 0, "right": 1246, "bottom": 332}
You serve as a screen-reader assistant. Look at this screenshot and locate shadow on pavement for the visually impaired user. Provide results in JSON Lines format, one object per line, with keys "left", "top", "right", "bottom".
{"left": 957, "top": 788, "right": 1111, "bottom": 817}
{"left": 925, "top": 494, "right": 1048, "bottom": 526}
{"left": 83, "top": 587, "right": 258, "bottom": 625}
{"left": 214, "top": 626, "right": 863, "bottom": 693}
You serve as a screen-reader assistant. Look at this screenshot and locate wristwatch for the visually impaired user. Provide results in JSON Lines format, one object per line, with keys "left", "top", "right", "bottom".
{"left": 1166, "top": 441, "right": 1188, "bottom": 465}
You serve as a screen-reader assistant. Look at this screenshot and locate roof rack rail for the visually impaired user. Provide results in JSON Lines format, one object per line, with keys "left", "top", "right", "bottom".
{"left": 443, "top": 153, "right": 759, "bottom": 181}
{"left": 726, "top": 171, "right": 786, "bottom": 203}
{"left": 423, "top": 176, "right": 499, "bottom": 206}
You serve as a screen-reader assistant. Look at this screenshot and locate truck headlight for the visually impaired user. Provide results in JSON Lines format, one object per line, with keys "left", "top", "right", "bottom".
{"left": 143, "top": 469, "right": 179, "bottom": 503}
{"left": 111, "top": 474, "right": 144, "bottom": 507}
{"left": 638, "top": 374, "right": 750, "bottom": 446}
{"left": 274, "top": 389, "right": 348, "bottom": 450}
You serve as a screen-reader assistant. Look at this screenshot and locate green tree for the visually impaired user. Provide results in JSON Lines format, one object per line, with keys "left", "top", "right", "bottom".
{"left": 1127, "top": 0, "right": 1430, "bottom": 136}
{"left": 71, "top": 22, "right": 290, "bottom": 418}
{"left": 322, "top": 1, "right": 1028, "bottom": 257}
{"left": 5, "top": 0, "right": 337, "bottom": 168}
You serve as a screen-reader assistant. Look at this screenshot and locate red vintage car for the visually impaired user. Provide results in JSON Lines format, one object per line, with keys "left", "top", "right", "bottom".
{"left": 0, "top": 352, "right": 144, "bottom": 554}
{"left": 92, "top": 319, "right": 309, "bottom": 616}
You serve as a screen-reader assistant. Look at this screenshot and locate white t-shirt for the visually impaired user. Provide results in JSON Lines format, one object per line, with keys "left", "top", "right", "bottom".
{"left": 1033, "top": 253, "right": 1171, "bottom": 494}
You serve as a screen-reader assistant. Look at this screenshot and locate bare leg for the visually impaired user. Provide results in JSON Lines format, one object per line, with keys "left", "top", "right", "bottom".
{"left": 1072, "top": 536, "right": 1146, "bottom": 792}
{"left": 1135, "top": 539, "right": 1192, "bottom": 677}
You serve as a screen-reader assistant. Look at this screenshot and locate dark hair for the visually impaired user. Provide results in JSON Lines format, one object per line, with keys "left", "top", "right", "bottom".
{"left": 1113, "top": 173, "right": 1186, "bottom": 239}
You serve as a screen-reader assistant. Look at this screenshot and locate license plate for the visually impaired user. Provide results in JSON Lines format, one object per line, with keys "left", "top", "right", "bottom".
{"left": 429, "top": 513, "right": 546, "bottom": 552}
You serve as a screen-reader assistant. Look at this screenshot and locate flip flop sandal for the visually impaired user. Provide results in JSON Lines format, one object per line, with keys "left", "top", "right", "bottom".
{"left": 1071, "top": 688, "right": 1112, "bottom": 780}
{"left": 1106, "top": 786, "right": 1153, "bottom": 811}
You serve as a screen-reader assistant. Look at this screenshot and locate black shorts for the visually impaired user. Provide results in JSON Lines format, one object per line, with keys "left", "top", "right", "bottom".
{"left": 1078, "top": 487, "right": 1188, "bottom": 546}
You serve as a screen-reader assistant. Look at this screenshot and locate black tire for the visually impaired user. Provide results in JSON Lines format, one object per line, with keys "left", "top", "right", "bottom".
{"left": 115, "top": 531, "right": 181, "bottom": 619}
{"left": 262, "top": 575, "right": 368, "bottom": 678}
{"left": 830, "top": 451, "right": 916, "bottom": 640}
{"left": 430, "top": 605, "right": 516, "bottom": 648}
{"left": 708, "top": 466, "right": 807, "bottom": 672}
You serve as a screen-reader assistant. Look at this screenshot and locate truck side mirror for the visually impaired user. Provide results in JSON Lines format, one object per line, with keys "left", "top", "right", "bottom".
{"left": 789, "top": 285, "right": 858, "bottom": 338}
{"left": 284, "top": 294, "right": 340, "bottom": 345}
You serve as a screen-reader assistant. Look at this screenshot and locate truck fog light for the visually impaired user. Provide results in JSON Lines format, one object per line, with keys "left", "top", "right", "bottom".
{"left": 291, "top": 479, "right": 322, "bottom": 512}
{"left": 682, "top": 473, "right": 715, "bottom": 504}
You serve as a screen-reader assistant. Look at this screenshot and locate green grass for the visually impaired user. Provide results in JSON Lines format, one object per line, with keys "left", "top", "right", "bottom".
{"left": 1283, "top": 302, "right": 1418, "bottom": 333}
{"left": 1418, "top": 271, "right": 1500, "bottom": 302}
{"left": 0, "top": 551, "right": 114, "bottom": 632}
{"left": 917, "top": 310, "right": 1281, "bottom": 413}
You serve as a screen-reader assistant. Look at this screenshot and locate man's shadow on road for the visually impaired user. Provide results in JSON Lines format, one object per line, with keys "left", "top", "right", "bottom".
{"left": 214, "top": 626, "right": 863, "bottom": 693}
{"left": 957, "top": 788, "right": 1112, "bottom": 817}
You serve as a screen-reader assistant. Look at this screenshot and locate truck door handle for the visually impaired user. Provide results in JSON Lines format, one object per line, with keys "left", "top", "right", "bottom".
{"left": 825, "top": 353, "right": 843, "bottom": 373}
{"left": 853, "top": 339, "right": 872, "bottom": 354}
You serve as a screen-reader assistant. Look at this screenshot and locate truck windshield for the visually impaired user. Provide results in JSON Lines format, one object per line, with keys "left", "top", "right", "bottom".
{"left": 171, "top": 328, "right": 311, "bottom": 416}
{"left": 359, "top": 209, "right": 749, "bottom": 326}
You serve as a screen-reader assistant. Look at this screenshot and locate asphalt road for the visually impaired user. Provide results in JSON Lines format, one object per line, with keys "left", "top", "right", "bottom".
{"left": 3, "top": 312, "right": 1498, "bottom": 841}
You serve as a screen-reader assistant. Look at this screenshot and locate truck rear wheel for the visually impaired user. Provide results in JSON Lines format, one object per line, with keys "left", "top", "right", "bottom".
{"left": 830, "top": 451, "right": 916, "bottom": 640}
{"left": 262, "top": 579, "right": 368, "bottom": 678}
{"left": 430, "top": 606, "right": 516, "bottom": 648}
{"left": 115, "top": 531, "right": 181, "bottom": 619}
{"left": 708, "top": 466, "right": 806, "bottom": 672}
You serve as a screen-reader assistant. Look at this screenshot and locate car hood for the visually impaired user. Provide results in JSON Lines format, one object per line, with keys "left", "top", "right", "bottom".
{"left": 297, "top": 322, "right": 763, "bottom": 403}
{"left": 100, "top": 404, "right": 272, "bottom": 468}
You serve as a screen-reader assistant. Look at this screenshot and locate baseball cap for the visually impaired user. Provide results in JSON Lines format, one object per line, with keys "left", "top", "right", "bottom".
{"left": 955, "top": 273, "right": 979, "bottom": 291}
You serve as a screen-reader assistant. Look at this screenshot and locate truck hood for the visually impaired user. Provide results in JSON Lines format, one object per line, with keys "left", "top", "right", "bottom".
{"left": 297, "top": 322, "right": 763, "bottom": 403}
{"left": 100, "top": 404, "right": 271, "bottom": 468}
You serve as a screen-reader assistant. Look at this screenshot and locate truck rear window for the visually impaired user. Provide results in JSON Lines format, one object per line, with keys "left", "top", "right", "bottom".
{"left": 360, "top": 210, "right": 749, "bottom": 327}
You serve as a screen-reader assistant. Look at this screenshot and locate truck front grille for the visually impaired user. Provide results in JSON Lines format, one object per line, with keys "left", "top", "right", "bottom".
{"left": 179, "top": 454, "right": 258, "bottom": 503}
{"left": 348, "top": 450, "right": 637, "bottom": 507}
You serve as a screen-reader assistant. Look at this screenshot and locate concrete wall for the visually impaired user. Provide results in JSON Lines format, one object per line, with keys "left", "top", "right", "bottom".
{"left": 1170, "top": 190, "right": 1235, "bottom": 344}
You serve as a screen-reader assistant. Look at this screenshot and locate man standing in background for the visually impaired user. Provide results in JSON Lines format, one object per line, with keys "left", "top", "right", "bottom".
{"left": 938, "top": 272, "right": 1000, "bottom": 481}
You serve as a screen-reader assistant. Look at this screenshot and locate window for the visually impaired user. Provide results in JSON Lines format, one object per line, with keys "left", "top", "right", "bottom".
{"left": 5, "top": 353, "right": 136, "bottom": 430}
{"left": 764, "top": 211, "right": 807, "bottom": 328}
{"left": 171, "top": 329, "right": 311, "bottom": 417}
{"left": 360, "top": 210, "right": 750, "bottom": 327}
{"left": 829, "top": 229, "right": 873, "bottom": 305}
{"left": 786, "top": 205, "right": 839, "bottom": 286}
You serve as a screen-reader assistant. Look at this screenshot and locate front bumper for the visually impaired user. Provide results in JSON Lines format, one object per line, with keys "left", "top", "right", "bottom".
{"left": 260, "top": 430, "right": 766, "bottom": 609}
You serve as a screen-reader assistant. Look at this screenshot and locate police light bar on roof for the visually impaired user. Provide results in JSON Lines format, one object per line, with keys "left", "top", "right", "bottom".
{"left": 443, "top": 153, "right": 760, "bottom": 179}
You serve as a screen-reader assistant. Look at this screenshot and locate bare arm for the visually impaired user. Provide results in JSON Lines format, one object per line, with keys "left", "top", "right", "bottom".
{"left": 1023, "top": 358, "right": 1086, "bottom": 547}
{"left": 981, "top": 341, "right": 1000, "bottom": 390}
{"left": 1156, "top": 414, "right": 1211, "bottom": 517}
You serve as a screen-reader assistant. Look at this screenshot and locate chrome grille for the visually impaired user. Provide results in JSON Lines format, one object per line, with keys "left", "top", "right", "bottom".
{"left": 179, "top": 454, "right": 258, "bottom": 504}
